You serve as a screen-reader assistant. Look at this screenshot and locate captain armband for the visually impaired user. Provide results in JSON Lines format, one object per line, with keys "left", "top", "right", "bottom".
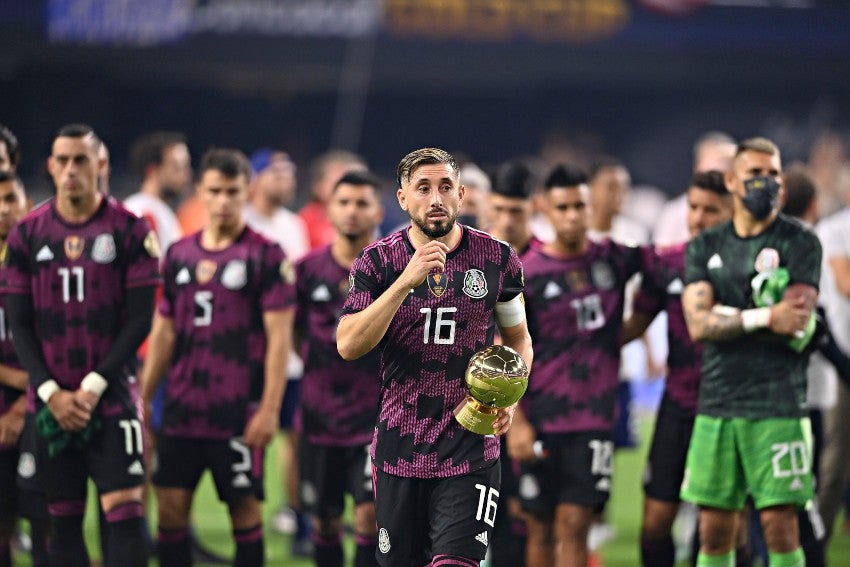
{"left": 495, "top": 294, "right": 527, "bottom": 328}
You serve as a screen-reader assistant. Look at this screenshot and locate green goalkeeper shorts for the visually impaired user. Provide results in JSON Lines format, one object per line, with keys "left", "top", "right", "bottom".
{"left": 680, "top": 415, "right": 813, "bottom": 510}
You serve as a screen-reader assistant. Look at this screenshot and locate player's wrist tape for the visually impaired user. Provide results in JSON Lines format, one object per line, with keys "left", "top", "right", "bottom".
{"left": 742, "top": 307, "right": 771, "bottom": 332}
{"left": 37, "top": 380, "right": 61, "bottom": 404}
{"left": 81, "top": 372, "right": 108, "bottom": 397}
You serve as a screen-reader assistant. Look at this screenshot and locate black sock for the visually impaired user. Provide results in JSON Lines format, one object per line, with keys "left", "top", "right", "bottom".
{"left": 105, "top": 501, "right": 148, "bottom": 567}
{"left": 640, "top": 534, "right": 675, "bottom": 567}
{"left": 158, "top": 526, "right": 191, "bottom": 567}
{"left": 48, "top": 501, "right": 89, "bottom": 567}
{"left": 314, "top": 532, "right": 343, "bottom": 567}
{"left": 735, "top": 544, "right": 753, "bottom": 567}
{"left": 354, "top": 534, "right": 378, "bottom": 567}
{"left": 233, "top": 524, "right": 263, "bottom": 567}
{"left": 29, "top": 519, "right": 51, "bottom": 567}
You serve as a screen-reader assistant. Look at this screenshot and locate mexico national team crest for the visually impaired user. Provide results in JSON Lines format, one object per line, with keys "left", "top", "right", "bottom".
{"left": 64, "top": 236, "right": 85, "bottom": 261}
{"left": 221, "top": 259, "right": 247, "bottom": 290}
{"left": 590, "top": 261, "right": 615, "bottom": 290}
{"left": 754, "top": 247, "right": 780, "bottom": 273}
{"left": 462, "top": 268, "right": 488, "bottom": 299}
{"left": 427, "top": 271, "right": 448, "bottom": 297}
{"left": 91, "top": 233, "right": 116, "bottom": 264}
{"left": 196, "top": 259, "right": 218, "bottom": 284}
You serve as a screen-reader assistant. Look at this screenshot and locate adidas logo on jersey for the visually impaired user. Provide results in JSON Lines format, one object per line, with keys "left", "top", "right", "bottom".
{"left": 543, "top": 281, "right": 562, "bottom": 299}
{"left": 666, "top": 278, "right": 684, "bottom": 294}
{"left": 595, "top": 477, "right": 611, "bottom": 492}
{"left": 707, "top": 253, "right": 723, "bottom": 270}
{"left": 36, "top": 246, "right": 54, "bottom": 262}
{"left": 232, "top": 473, "right": 251, "bottom": 488}
{"left": 176, "top": 267, "right": 190, "bottom": 285}
{"left": 475, "top": 531, "right": 489, "bottom": 546}
{"left": 311, "top": 284, "right": 331, "bottom": 302}
{"left": 127, "top": 460, "right": 144, "bottom": 476}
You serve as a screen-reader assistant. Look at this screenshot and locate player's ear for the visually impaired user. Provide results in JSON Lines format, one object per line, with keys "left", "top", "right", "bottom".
{"left": 46, "top": 156, "right": 56, "bottom": 177}
{"left": 397, "top": 187, "right": 407, "bottom": 211}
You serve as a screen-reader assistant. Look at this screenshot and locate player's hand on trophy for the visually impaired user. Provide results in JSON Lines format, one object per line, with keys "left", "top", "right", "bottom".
{"left": 399, "top": 240, "right": 449, "bottom": 289}
{"left": 48, "top": 389, "right": 91, "bottom": 431}
{"left": 492, "top": 403, "right": 516, "bottom": 436}
{"left": 243, "top": 407, "right": 278, "bottom": 448}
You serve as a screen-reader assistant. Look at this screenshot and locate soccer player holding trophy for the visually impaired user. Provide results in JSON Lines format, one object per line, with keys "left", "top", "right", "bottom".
{"left": 338, "top": 148, "right": 533, "bottom": 567}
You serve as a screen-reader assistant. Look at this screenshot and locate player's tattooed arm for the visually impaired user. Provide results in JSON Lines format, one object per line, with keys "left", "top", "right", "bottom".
{"left": 682, "top": 281, "right": 747, "bottom": 342}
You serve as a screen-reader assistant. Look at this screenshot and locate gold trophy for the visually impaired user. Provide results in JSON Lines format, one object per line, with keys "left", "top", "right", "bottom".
{"left": 454, "top": 345, "right": 529, "bottom": 435}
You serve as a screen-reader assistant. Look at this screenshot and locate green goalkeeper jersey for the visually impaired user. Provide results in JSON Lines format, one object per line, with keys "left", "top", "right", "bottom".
{"left": 684, "top": 214, "right": 822, "bottom": 419}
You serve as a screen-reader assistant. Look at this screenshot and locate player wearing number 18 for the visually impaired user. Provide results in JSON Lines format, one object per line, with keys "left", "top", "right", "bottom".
{"left": 2, "top": 124, "right": 160, "bottom": 567}
{"left": 139, "top": 148, "right": 296, "bottom": 567}
{"left": 337, "top": 148, "right": 533, "bottom": 567}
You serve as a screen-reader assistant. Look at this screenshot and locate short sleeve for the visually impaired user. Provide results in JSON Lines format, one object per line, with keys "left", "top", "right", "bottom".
{"left": 684, "top": 234, "right": 709, "bottom": 286}
{"left": 259, "top": 243, "right": 296, "bottom": 312}
{"left": 126, "top": 216, "right": 163, "bottom": 289}
{"left": 786, "top": 230, "right": 822, "bottom": 289}
{"left": 341, "top": 249, "right": 383, "bottom": 316}
{"left": 157, "top": 247, "right": 176, "bottom": 318}
{"left": 497, "top": 245, "right": 524, "bottom": 302}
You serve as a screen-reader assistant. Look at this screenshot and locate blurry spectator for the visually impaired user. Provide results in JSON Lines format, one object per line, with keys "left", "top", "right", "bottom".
{"left": 299, "top": 150, "right": 366, "bottom": 250}
{"left": 653, "top": 131, "right": 736, "bottom": 247}
{"left": 0, "top": 124, "right": 21, "bottom": 172}
{"left": 457, "top": 162, "right": 491, "bottom": 229}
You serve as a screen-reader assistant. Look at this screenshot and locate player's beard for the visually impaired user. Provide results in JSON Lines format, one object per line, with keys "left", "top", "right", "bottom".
{"left": 411, "top": 210, "right": 457, "bottom": 239}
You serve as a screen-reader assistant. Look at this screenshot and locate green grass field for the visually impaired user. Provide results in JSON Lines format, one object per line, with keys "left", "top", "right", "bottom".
{"left": 11, "top": 413, "right": 850, "bottom": 565}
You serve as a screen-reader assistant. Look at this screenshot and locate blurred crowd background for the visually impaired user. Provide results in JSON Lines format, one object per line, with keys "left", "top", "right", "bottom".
{"left": 1, "top": 0, "right": 850, "bottom": 235}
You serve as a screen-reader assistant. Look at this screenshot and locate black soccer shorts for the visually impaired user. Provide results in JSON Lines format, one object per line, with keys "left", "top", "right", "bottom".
{"left": 643, "top": 397, "right": 695, "bottom": 503}
{"left": 298, "top": 438, "right": 373, "bottom": 518}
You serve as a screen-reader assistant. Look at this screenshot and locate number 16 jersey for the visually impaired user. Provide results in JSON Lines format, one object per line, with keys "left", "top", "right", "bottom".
{"left": 341, "top": 226, "right": 524, "bottom": 479}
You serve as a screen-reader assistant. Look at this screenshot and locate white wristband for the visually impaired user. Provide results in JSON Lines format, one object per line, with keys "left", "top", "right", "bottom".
{"left": 37, "top": 380, "right": 61, "bottom": 404}
{"left": 81, "top": 371, "right": 108, "bottom": 397}
{"left": 741, "top": 307, "right": 771, "bottom": 332}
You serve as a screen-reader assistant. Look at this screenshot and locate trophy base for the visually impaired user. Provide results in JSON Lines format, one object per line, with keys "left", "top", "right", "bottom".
{"left": 454, "top": 395, "right": 499, "bottom": 435}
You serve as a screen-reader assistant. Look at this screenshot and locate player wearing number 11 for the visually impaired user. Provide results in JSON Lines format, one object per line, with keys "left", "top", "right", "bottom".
{"left": 2, "top": 124, "right": 160, "bottom": 566}
{"left": 337, "top": 148, "right": 533, "bottom": 567}
{"left": 139, "top": 148, "right": 296, "bottom": 567}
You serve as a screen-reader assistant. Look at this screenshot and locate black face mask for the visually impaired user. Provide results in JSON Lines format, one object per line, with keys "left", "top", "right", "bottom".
{"left": 742, "top": 176, "right": 780, "bottom": 220}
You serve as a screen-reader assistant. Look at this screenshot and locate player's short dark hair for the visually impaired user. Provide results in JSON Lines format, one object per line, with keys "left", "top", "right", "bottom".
{"left": 396, "top": 148, "right": 458, "bottom": 188}
{"left": 588, "top": 156, "right": 626, "bottom": 181}
{"left": 0, "top": 124, "right": 21, "bottom": 168}
{"left": 130, "top": 131, "right": 187, "bottom": 177}
{"left": 53, "top": 123, "right": 102, "bottom": 152}
{"left": 492, "top": 161, "right": 535, "bottom": 200}
{"left": 334, "top": 170, "right": 382, "bottom": 193}
{"left": 690, "top": 170, "right": 728, "bottom": 196}
{"left": 782, "top": 165, "right": 817, "bottom": 219}
{"left": 198, "top": 148, "right": 251, "bottom": 180}
{"left": 544, "top": 164, "right": 588, "bottom": 191}
{"left": 736, "top": 137, "right": 779, "bottom": 158}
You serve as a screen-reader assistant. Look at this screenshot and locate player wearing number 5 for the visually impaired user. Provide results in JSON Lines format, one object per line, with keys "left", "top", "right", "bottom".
{"left": 680, "top": 138, "right": 821, "bottom": 567}
{"left": 139, "top": 148, "right": 295, "bottom": 567}
{"left": 337, "top": 148, "right": 533, "bottom": 567}
{"left": 2, "top": 124, "right": 160, "bottom": 567}
{"left": 508, "top": 164, "right": 650, "bottom": 567}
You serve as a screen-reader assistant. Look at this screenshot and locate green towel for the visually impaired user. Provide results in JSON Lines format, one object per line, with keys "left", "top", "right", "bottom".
{"left": 36, "top": 405, "right": 102, "bottom": 457}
